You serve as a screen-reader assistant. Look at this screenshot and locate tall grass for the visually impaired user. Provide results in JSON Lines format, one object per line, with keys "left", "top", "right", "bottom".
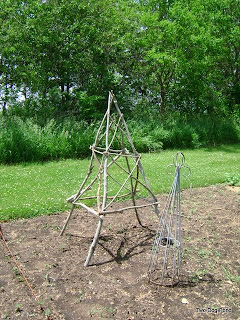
{"left": 0, "top": 114, "right": 239, "bottom": 164}
{"left": 0, "top": 117, "right": 96, "bottom": 163}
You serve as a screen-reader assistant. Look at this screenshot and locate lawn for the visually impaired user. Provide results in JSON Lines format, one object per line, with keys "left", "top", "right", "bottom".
{"left": 0, "top": 144, "right": 239, "bottom": 221}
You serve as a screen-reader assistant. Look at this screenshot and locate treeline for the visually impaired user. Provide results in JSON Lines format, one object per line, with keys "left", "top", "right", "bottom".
{"left": 0, "top": 0, "right": 239, "bottom": 163}
{"left": 0, "top": 0, "right": 239, "bottom": 118}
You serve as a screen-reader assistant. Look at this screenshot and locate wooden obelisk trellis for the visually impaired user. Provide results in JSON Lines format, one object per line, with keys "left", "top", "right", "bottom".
{"left": 60, "top": 91, "right": 160, "bottom": 266}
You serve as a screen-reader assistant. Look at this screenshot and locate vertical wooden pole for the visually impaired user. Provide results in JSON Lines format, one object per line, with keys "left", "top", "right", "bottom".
{"left": 84, "top": 216, "right": 103, "bottom": 267}
{"left": 84, "top": 92, "right": 112, "bottom": 266}
{"left": 59, "top": 204, "right": 76, "bottom": 236}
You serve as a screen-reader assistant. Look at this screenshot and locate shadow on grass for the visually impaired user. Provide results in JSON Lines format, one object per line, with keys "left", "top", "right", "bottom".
{"left": 203, "top": 144, "right": 240, "bottom": 154}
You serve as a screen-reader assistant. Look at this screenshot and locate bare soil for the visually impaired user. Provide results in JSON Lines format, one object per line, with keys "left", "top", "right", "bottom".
{"left": 0, "top": 185, "right": 239, "bottom": 320}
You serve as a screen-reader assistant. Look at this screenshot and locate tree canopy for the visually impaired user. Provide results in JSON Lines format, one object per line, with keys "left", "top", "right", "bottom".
{"left": 0, "top": 0, "right": 239, "bottom": 119}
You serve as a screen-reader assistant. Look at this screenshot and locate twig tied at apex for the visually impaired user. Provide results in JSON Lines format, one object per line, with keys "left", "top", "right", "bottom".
{"left": 60, "top": 91, "right": 160, "bottom": 266}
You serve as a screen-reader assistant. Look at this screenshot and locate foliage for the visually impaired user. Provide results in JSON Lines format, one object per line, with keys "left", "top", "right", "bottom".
{"left": 0, "top": 114, "right": 239, "bottom": 164}
{"left": 0, "top": 144, "right": 239, "bottom": 221}
{"left": 0, "top": 116, "right": 96, "bottom": 163}
{"left": 0, "top": 0, "right": 239, "bottom": 117}
{"left": 225, "top": 174, "right": 240, "bottom": 186}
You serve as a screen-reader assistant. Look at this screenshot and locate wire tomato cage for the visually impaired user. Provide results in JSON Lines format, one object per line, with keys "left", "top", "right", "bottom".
{"left": 148, "top": 152, "right": 191, "bottom": 286}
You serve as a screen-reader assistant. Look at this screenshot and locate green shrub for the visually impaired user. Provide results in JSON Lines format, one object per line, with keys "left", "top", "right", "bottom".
{"left": 0, "top": 113, "right": 239, "bottom": 164}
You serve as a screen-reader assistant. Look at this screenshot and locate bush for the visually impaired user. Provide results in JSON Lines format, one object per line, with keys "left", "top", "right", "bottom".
{"left": 0, "top": 117, "right": 96, "bottom": 163}
{"left": 0, "top": 113, "right": 239, "bottom": 164}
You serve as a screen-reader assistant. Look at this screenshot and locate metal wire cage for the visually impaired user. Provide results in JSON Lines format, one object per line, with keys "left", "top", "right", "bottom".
{"left": 148, "top": 152, "right": 190, "bottom": 286}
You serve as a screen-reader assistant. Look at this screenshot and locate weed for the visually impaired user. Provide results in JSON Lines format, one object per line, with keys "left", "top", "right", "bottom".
{"left": 75, "top": 290, "right": 84, "bottom": 303}
{"left": 190, "top": 207, "right": 195, "bottom": 215}
{"left": 181, "top": 247, "right": 193, "bottom": 259}
{"left": 191, "top": 269, "right": 210, "bottom": 282}
{"left": 66, "top": 233, "right": 72, "bottom": 241}
{"left": 88, "top": 306, "right": 116, "bottom": 318}
{"left": 212, "top": 249, "right": 222, "bottom": 258}
{"left": 224, "top": 290, "right": 237, "bottom": 306}
{"left": 42, "top": 224, "right": 51, "bottom": 230}
{"left": 206, "top": 213, "right": 212, "bottom": 220}
{"left": 225, "top": 174, "right": 240, "bottom": 186}
{"left": 60, "top": 243, "right": 68, "bottom": 252}
{"left": 45, "top": 308, "right": 51, "bottom": 318}
{"left": 13, "top": 266, "right": 19, "bottom": 275}
{"left": 198, "top": 249, "right": 210, "bottom": 258}
{"left": 16, "top": 236, "right": 24, "bottom": 244}
{"left": 108, "top": 306, "right": 116, "bottom": 316}
{"left": 223, "top": 267, "right": 240, "bottom": 283}
{"left": 15, "top": 303, "right": 21, "bottom": 312}
{"left": 45, "top": 273, "right": 50, "bottom": 283}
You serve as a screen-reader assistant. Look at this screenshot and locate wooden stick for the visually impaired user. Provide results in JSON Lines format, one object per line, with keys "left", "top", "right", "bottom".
{"left": 73, "top": 202, "right": 99, "bottom": 217}
{"left": 102, "top": 201, "right": 160, "bottom": 215}
{"left": 70, "top": 153, "right": 95, "bottom": 202}
{"left": 73, "top": 190, "right": 140, "bottom": 201}
{"left": 107, "top": 153, "right": 122, "bottom": 168}
{"left": 94, "top": 149, "right": 138, "bottom": 158}
{"left": 108, "top": 114, "right": 123, "bottom": 149}
{"left": 106, "top": 144, "right": 160, "bottom": 216}
{"left": 102, "top": 92, "right": 111, "bottom": 210}
{"left": 111, "top": 92, "right": 137, "bottom": 153}
{"left": 93, "top": 109, "right": 108, "bottom": 145}
{"left": 125, "top": 154, "right": 143, "bottom": 226}
{"left": 95, "top": 147, "right": 123, "bottom": 153}
{"left": 69, "top": 175, "right": 98, "bottom": 203}
{"left": 59, "top": 204, "right": 76, "bottom": 236}
{"left": 84, "top": 93, "right": 113, "bottom": 267}
{"left": 84, "top": 217, "right": 103, "bottom": 267}
{"left": 97, "top": 158, "right": 104, "bottom": 212}
{"left": 94, "top": 113, "right": 117, "bottom": 146}
{"left": 104, "top": 157, "right": 140, "bottom": 209}
{"left": 61, "top": 154, "right": 95, "bottom": 234}
{"left": 91, "top": 149, "right": 101, "bottom": 167}
{"left": 107, "top": 172, "right": 132, "bottom": 192}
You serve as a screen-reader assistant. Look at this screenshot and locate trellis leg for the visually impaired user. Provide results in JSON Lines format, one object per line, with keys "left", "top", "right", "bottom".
{"left": 84, "top": 216, "right": 103, "bottom": 267}
{"left": 125, "top": 155, "right": 143, "bottom": 226}
{"left": 84, "top": 93, "right": 112, "bottom": 266}
{"left": 59, "top": 204, "right": 76, "bottom": 236}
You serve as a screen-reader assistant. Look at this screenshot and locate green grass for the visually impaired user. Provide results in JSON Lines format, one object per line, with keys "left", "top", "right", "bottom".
{"left": 0, "top": 144, "right": 239, "bottom": 221}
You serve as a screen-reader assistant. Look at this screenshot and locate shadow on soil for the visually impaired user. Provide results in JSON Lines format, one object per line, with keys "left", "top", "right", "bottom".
{"left": 91, "top": 228, "right": 156, "bottom": 266}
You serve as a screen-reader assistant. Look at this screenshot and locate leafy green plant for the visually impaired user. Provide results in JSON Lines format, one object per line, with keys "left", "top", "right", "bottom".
{"left": 225, "top": 174, "right": 240, "bottom": 186}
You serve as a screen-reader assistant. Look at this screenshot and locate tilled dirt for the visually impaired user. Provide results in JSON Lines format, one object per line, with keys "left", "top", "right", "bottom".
{"left": 0, "top": 185, "right": 239, "bottom": 320}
